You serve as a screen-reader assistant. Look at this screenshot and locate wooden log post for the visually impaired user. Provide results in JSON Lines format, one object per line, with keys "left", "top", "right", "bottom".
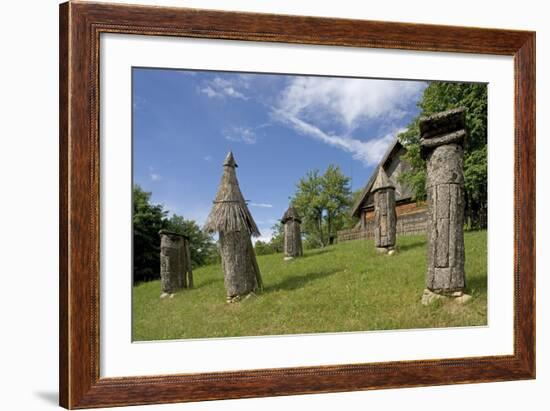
{"left": 372, "top": 167, "right": 397, "bottom": 254}
{"left": 159, "top": 230, "right": 193, "bottom": 297}
{"left": 281, "top": 207, "right": 303, "bottom": 260}
{"left": 219, "top": 231, "right": 260, "bottom": 300}
{"left": 419, "top": 108, "right": 470, "bottom": 303}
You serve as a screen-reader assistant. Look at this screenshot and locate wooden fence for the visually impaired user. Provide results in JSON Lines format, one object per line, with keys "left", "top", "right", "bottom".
{"left": 337, "top": 210, "right": 428, "bottom": 243}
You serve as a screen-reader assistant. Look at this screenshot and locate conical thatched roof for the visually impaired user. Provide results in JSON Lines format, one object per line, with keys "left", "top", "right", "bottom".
{"left": 281, "top": 206, "right": 302, "bottom": 224}
{"left": 371, "top": 167, "right": 394, "bottom": 192}
{"left": 204, "top": 152, "right": 260, "bottom": 236}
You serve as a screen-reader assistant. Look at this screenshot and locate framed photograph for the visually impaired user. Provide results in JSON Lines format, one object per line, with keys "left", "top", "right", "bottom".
{"left": 59, "top": 1, "right": 535, "bottom": 408}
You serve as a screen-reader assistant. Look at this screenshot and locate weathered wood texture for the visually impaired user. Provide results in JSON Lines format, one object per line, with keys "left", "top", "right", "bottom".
{"left": 338, "top": 210, "right": 427, "bottom": 242}
{"left": 205, "top": 152, "right": 263, "bottom": 298}
{"left": 374, "top": 189, "right": 397, "bottom": 248}
{"left": 159, "top": 230, "right": 193, "bottom": 294}
{"left": 372, "top": 168, "right": 397, "bottom": 249}
{"left": 220, "top": 231, "right": 261, "bottom": 297}
{"left": 421, "top": 109, "right": 467, "bottom": 293}
{"left": 59, "top": 1, "right": 535, "bottom": 408}
{"left": 282, "top": 207, "right": 303, "bottom": 258}
{"left": 284, "top": 220, "right": 303, "bottom": 258}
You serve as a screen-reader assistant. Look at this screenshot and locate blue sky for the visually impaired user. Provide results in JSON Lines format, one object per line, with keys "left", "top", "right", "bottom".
{"left": 133, "top": 68, "right": 427, "bottom": 242}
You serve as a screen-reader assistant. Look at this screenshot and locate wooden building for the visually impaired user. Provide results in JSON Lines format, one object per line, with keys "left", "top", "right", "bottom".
{"left": 339, "top": 139, "right": 427, "bottom": 242}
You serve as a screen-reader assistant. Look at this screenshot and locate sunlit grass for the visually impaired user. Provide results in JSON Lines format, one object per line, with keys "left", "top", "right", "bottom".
{"left": 132, "top": 231, "right": 487, "bottom": 341}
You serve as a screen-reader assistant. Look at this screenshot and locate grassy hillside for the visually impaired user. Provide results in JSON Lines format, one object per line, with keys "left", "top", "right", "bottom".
{"left": 133, "top": 231, "right": 487, "bottom": 341}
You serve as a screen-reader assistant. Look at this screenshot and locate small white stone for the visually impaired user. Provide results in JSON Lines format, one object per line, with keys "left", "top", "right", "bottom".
{"left": 284, "top": 256, "right": 294, "bottom": 261}
{"left": 160, "top": 292, "right": 170, "bottom": 299}
{"left": 455, "top": 294, "right": 472, "bottom": 304}
{"left": 388, "top": 249, "right": 396, "bottom": 256}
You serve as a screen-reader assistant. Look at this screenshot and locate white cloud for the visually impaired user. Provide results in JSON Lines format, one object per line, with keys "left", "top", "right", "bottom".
{"left": 199, "top": 86, "right": 221, "bottom": 98}
{"left": 203, "top": 155, "right": 212, "bottom": 162}
{"left": 272, "top": 77, "right": 425, "bottom": 166}
{"left": 150, "top": 173, "right": 162, "bottom": 181}
{"left": 249, "top": 202, "right": 273, "bottom": 208}
{"left": 274, "top": 108, "right": 398, "bottom": 166}
{"left": 278, "top": 77, "right": 425, "bottom": 129}
{"left": 252, "top": 227, "right": 274, "bottom": 245}
{"left": 223, "top": 126, "right": 257, "bottom": 144}
{"left": 198, "top": 76, "right": 248, "bottom": 100}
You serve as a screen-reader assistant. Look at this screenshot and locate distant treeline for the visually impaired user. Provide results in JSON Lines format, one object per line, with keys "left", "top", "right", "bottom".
{"left": 254, "top": 165, "right": 360, "bottom": 256}
{"left": 133, "top": 185, "right": 218, "bottom": 284}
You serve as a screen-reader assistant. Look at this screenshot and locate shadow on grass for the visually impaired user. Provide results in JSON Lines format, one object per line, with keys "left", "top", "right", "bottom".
{"left": 264, "top": 269, "right": 339, "bottom": 292}
{"left": 397, "top": 240, "right": 426, "bottom": 252}
{"left": 466, "top": 273, "right": 488, "bottom": 295}
{"left": 195, "top": 277, "right": 223, "bottom": 289}
{"left": 301, "top": 248, "right": 332, "bottom": 259}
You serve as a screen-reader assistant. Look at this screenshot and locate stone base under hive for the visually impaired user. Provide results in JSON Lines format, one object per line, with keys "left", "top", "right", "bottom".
{"left": 160, "top": 292, "right": 175, "bottom": 299}
{"left": 421, "top": 288, "right": 472, "bottom": 305}
{"left": 375, "top": 246, "right": 396, "bottom": 255}
{"left": 226, "top": 291, "right": 256, "bottom": 304}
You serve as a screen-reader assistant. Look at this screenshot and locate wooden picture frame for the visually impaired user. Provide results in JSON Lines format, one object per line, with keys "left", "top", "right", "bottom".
{"left": 59, "top": 1, "right": 535, "bottom": 408}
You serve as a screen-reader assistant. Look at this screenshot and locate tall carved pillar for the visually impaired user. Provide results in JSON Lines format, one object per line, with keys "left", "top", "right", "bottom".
{"left": 419, "top": 108, "right": 468, "bottom": 302}
{"left": 372, "top": 167, "right": 396, "bottom": 254}
{"left": 159, "top": 230, "right": 193, "bottom": 297}
{"left": 281, "top": 206, "right": 303, "bottom": 260}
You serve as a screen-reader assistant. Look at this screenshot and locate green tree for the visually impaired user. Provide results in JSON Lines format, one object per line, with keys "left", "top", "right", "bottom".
{"left": 321, "top": 165, "right": 352, "bottom": 244}
{"left": 165, "top": 214, "right": 217, "bottom": 267}
{"left": 399, "top": 82, "right": 488, "bottom": 228}
{"left": 292, "top": 165, "right": 352, "bottom": 247}
{"left": 254, "top": 240, "right": 273, "bottom": 256}
{"left": 292, "top": 170, "right": 326, "bottom": 247}
{"left": 133, "top": 184, "right": 167, "bottom": 283}
{"left": 269, "top": 222, "right": 285, "bottom": 253}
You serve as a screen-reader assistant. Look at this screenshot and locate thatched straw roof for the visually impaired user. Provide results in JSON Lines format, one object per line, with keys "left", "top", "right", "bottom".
{"left": 204, "top": 152, "right": 261, "bottom": 236}
{"left": 281, "top": 206, "right": 302, "bottom": 224}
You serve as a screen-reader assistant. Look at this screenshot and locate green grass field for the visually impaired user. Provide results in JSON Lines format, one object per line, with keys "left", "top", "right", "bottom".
{"left": 132, "top": 230, "right": 487, "bottom": 341}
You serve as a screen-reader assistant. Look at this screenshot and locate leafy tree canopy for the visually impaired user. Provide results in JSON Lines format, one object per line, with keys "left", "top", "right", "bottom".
{"left": 399, "top": 82, "right": 487, "bottom": 228}
{"left": 133, "top": 184, "right": 216, "bottom": 284}
{"left": 133, "top": 185, "right": 168, "bottom": 283}
{"left": 292, "top": 165, "right": 353, "bottom": 248}
{"left": 165, "top": 214, "right": 218, "bottom": 268}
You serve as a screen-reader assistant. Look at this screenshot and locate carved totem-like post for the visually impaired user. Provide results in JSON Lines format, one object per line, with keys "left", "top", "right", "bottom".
{"left": 159, "top": 230, "right": 193, "bottom": 297}
{"left": 420, "top": 108, "right": 469, "bottom": 303}
{"left": 372, "top": 167, "right": 396, "bottom": 254}
{"left": 282, "top": 206, "right": 303, "bottom": 260}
